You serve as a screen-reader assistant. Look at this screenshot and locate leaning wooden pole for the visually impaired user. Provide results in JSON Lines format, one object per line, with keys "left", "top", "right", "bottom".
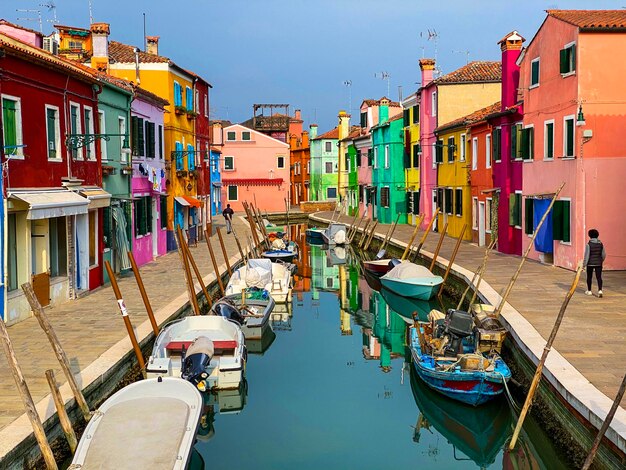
{"left": 457, "top": 237, "right": 497, "bottom": 310}
{"left": 429, "top": 222, "right": 448, "bottom": 271}
{"left": 414, "top": 208, "right": 440, "bottom": 260}
{"left": 358, "top": 219, "right": 372, "bottom": 248}
{"left": 0, "top": 316, "right": 58, "bottom": 470}
{"left": 346, "top": 210, "right": 359, "bottom": 237}
{"left": 22, "top": 283, "right": 92, "bottom": 422}
{"left": 45, "top": 369, "right": 78, "bottom": 453}
{"left": 127, "top": 251, "right": 159, "bottom": 336}
{"left": 384, "top": 213, "right": 402, "bottom": 249}
{"left": 509, "top": 263, "right": 583, "bottom": 450}
{"left": 495, "top": 182, "right": 565, "bottom": 317}
{"left": 232, "top": 230, "right": 247, "bottom": 263}
{"left": 438, "top": 224, "right": 467, "bottom": 296}
{"left": 364, "top": 221, "right": 379, "bottom": 251}
{"left": 581, "top": 371, "right": 626, "bottom": 470}
{"left": 216, "top": 227, "right": 233, "bottom": 276}
{"left": 180, "top": 230, "right": 213, "bottom": 308}
{"left": 401, "top": 217, "right": 423, "bottom": 260}
{"left": 205, "top": 235, "right": 225, "bottom": 295}
{"left": 349, "top": 212, "right": 366, "bottom": 241}
{"left": 175, "top": 230, "right": 201, "bottom": 316}
{"left": 104, "top": 261, "right": 146, "bottom": 376}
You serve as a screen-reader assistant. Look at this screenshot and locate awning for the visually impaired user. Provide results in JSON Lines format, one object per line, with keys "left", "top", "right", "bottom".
{"left": 481, "top": 187, "right": 501, "bottom": 194}
{"left": 78, "top": 186, "right": 111, "bottom": 209}
{"left": 221, "top": 178, "right": 284, "bottom": 187}
{"left": 9, "top": 190, "right": 89, "bottom": 220}
{"left": 212, "top": 182, "right": 223, "bottom": 187}
{"left": 174, "top": 196, "right": 202, "bottom": 208}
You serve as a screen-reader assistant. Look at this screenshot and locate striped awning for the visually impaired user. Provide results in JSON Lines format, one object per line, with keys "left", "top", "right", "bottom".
{"left": 174, "top": 196, "right": 202, "bottom": 208}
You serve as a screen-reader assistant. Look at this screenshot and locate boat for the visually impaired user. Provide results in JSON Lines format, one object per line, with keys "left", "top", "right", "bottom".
{"left": 326, "top": 245, "right": 347, "bottom": 265}
{"left": 225, "top": 258, "right": 292, "bottom": 303}
{"left": 147, "top": 315, "right": 246, "bottom": 391}
{"left": 305, "top": 227, "right": 326, "bottom": 244}
{"left": 380, "top": 262, "right": 443, "bottom": 300}
{"left": 71, "top": 377, "right": 202, "bottom": 470}
{"left": 211, "top": 291, "right": 275, "bottom": 340}
{"left": 362, "top": 266, "right": 382, "bottom": 292}
{"left": 321, "top": 223, "right": 348, "bottom": 246}
{"left": 410, "top": 308, "right": 511, "bottom": 406}
{"left": 246, "top": 323, "right": 277, "bottom": 354}
{"left": 362, "top": 257, "right": 397, "bottom": 276}
{"left": 379, "top": 286, "right": 441, "bottom": 322}
{"left": 262, "top": 240, "right": 299, "bottom": 263}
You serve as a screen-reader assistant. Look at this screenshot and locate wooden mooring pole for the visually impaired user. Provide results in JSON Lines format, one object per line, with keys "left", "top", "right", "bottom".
{"left": 429, "top": 222, "right": 448, "bottom": 272}
{"left": 175, "top": 229, "right": 202, "bottom": 316}
{"left": 457, "top": 237, "right": 497, "bottom": 310}
{"left": 401, "top": 216, "right": 423, "bottom": 261}
{"left": 216, "top": 227, "right": 233, "bottom": 276}
{"left": 0, "top": 316, "right": 58, "bottom": 469}
{"left": 358, "top": 219, "right": 371, "bottom": 248}
{"left": 22, "top": 283, "right": 92, "bottom": 422}
{"left": 509, "top": 263, "right": 582, "bottom": 450}
{"left": 232, "top": 230, "right": 247, "bottom": 263}
{"left": 205, "top": 234, "right": 225, "bottom": 295}
{"left": 179, "top": 228, "right": 213, "bottom": 308}
{"left": 364, "top": 221, "right": 379, "bottom": 251}
{"left": 414, "top": 208, "right": 440, "bottom": 260}
{"left": 438, "top": 224, "right": 467, "bottom": 296}
{"left": 349, "top": 212, "right": 366, "bottom": 242}
{"left": 127, "top": 251, "right": 159, "bottom": 336}
{"left": 104, "top": 261, "right": 146, "bottom": 376}
{"left": 45, "top": 369, "right": 78, "bottom": 454}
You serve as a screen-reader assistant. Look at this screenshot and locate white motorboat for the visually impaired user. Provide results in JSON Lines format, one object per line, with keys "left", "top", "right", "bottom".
{"left": 225, "top": 258, "right": 292, "bottom": 303}
{"left": 147, "top": 315, "right": 246, "bottom": 391}
{"left": 211, "top": 292, "right": 275, "bottom": 340}
{"left": 71, "top": 377, "right": 202, "bottom": 470}
{"left": 321, "top": 223, "right": 348, "bottom": 246}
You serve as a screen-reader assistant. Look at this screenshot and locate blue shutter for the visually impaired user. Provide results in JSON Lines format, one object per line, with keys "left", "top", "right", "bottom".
{"left": 186, "top": 87, "right": 192, "bottom": 110}
{"left": 175, "top": 142, "right": 183, "bottom": 170}
{"left": 187, "top": 144, "right": 195, "bottom": 171}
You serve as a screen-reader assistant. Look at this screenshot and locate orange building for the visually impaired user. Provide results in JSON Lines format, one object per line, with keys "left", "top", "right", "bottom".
{"left": 289, "top": 128, "right": 310, "bottom": 205}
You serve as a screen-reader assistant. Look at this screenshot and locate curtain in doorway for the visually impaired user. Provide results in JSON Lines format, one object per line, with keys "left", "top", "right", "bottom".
{"left": 112, "top": 206, "right": 131, "bottom": 270}
{"left": 533, "top": 198, "right": 553, "bottom": 253}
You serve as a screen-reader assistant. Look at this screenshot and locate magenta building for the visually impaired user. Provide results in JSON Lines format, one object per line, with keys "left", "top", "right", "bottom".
{"left": 418, "top": 59, "right": 438, "bottom": 230}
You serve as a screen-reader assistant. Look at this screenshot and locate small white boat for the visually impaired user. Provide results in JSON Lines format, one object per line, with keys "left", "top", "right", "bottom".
{"left": 321, "top": 223, "right": 348, "bottom": 246}
{"left": 147, "top": 316, "right": 246, "bottom": 391}
{"left": 212, "top": 293, "right": 275, "bottom": 340}
{"left": 71, "top": 377, "right": 202, "bottom": 470}
{"left": 225, "top": 258, "right": 292, "bottom": 303}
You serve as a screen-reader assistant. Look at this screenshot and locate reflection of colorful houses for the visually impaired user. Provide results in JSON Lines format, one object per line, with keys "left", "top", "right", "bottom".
{"left": 338, "top": 266, "right": 352, "bottom": 335}
{"left": 309, "top": 126, "right": 338, "bottom": 202}
{"left": 402, "top": 92, "right": 422, "bottom": 226}
{"left": 289, "top": 124, "right": 310, "bottom": 206}
{"left": 291, "top": 225, "right": 311, "bottom": 298}
{"left": 310, "top": 245, "right": 340, "bottom": 292}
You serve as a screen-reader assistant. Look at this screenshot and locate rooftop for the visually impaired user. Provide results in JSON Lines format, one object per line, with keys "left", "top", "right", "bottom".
{"left": 435, "top": 61, "right": 501, "bottom": 85}
{"left": 435, "top": 101, "right": 501, "bottom": 133}
{"left": 547, "top": 9, "right": 626, "bottom": 30}
{"left": 108, "top": 40, "right": 170, "bottom": 64}
{"left": 313, "top": 127, "right": 339, "bottom": 140}
{"left": 361, "top": 97, "right": 401, "bottom": 108}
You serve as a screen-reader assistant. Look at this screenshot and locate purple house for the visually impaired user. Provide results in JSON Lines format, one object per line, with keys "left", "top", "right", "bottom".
{"left": 131, "top": 88, "right": 169, "bottom": 266}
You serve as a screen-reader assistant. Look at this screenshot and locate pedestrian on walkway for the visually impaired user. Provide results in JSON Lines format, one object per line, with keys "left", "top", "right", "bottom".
{"left": 584, "top": 228, "right": 606, "bottom": 297}
{"left": 222, "top": 204, "right": 234, "bottom": 234}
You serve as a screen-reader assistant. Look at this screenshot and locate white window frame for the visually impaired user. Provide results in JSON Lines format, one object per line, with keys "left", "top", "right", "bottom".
{"left": 384, "top": 145, "right": 389, "bottom": 168}
{"left": 472, "top": 196, "right": 478, "bottom": 230}
{"left": 485, "top": 197, "right": 492, "bottom": 233}
{"left": 563, "top": 115, "right": 575, "bottom": 159}
{"left": 471, "top": 137, "right": 478, "bottom": 170}
{"left": 524, "top": 124, "right": 535, "bottom": 162}
{"left": 561, "top": 41, "right": 577, "bottom": 77}
{"left": 227, "top": 185, "right": 238, "bottom": 201}
{"left": 455, "top": 187, "right": 463, "bottom": 217}
{"left": 514, "top": 190, "right": 523, "bottom": 229}
{"left": 45, "top": 104, "right": 62, "bottom": 161}
{"left": 431, "top": 91, "right": 437, "bottom": 117}
{"left": 226, "top": 130, "right": 236, "bottom": 141}
{"left": 69, "top": 101, "right": 83, "bottom": 160}
{"left": 485, "top": 133, "right": 492, "bottom": 169}
{"left": 98, "top": 110, "right": 107, "bottom": 161}
{"left": 83, "top": 106, "right": 96, "bottom": 160}
{"left": 1, "top": 94, "right": 25, "bottom": 159}
{"left": 460, "top": 133, "right": 466, "bottom": 162}
{"left": 118, "top": 116, "right": 127, "bottom": 163}
{"left": 543, "top": 119, "right": 554, "bottom": 161}
{"left": 374, "top": 147, "right": 378, "bottom": 169}
{"left": 204, "top": 94, "right": 209, "bottom": 118}
{"left": 241, "top": 131, "right": 251, "bottom": 141}
{"left": 224, "top": 155, "right": 235, "bottom": 171}
{"left": 530, "top": 58, "right": 540, "bottom": 88}
{"left": 277, "top": 155, "right": 285, "bottom": 169}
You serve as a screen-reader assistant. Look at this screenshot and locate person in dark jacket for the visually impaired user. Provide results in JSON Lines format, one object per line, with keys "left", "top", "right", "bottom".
{"left": 222, "top": 204, "right": 234, "bottom": 234}
{"left": 583, "top": 228, "right": 606, "bottom": 297}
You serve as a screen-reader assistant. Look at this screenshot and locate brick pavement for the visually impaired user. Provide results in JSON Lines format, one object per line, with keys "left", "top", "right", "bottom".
{"left": 0, "top": 216, "right": 253, "bottom": 430}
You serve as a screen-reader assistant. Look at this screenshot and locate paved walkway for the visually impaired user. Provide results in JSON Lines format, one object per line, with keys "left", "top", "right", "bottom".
{"left": 0, "top": 216, "right": 253, "bottom": 430}
{"left": 315, "top": 212, "right": 626, "bottom": 407}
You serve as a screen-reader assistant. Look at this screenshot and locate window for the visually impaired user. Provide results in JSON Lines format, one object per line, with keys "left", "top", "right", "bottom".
{"left": 486, "top": 198, "right": 492, "bottom": 233}
{"left": 84, "top": 107, "right": 96, "bottom": 160}
{"left": 204, "top": 94, "right": 209, "bottom": 117}
{"left": 445, "top": 188, "right": 453, "bottom": 215}
{"left": 380, "top": 187, "right": 390, "bottom": 208}
{"left": 493, "top": 128, "right": 501, "bottom": 162}
{"left": 307, "top": 161, "right": 310, "bottom": 174}
{"left": 7, "top": 213, "right": 17, "bottom": 291}
{"left": 227, "top": 185, "right": 238, "bottom": 201}
{"left": 511, "top": 123, "right": 522, "bottom": 160}
{"left": 70, "top": 102, "right": 81, "bottom": 159}
{"left": 134, "top": 196, "right": 152, "bottom": 237}
{"left": 89, "top": 210, "right": 97, "bottom": 266}
{"left": 412, "top": 104, "right": 419, "bottom": 124}
{"left": 49, "top": 216, "right": 67, "bottom": 278}
{"left": 360, "top": 111, "right": 367, "bottom": 128}
{"left": 486, "top": 134, "right": 492, "bottom": 169}
{"left": 544, "top": 121, "right": 554, "bottom": 160}
{"left": 412, "top": 191, "right": 420, "bottom": 215}
{"left": 131, "top": 116, "right": 144, "bottom": 157}
{"left": 384, "top": 145, "right": 389, "bottom": 168}
{"left": 224, "top": 155, "right": 234, "bottom": 170}
{"left": 227, "top": 131, "right": 236, "bottom": 141}
{"left": 447, "top": 137, "right": 455, "bottom": 163}
{"left": 277, "top": 155, "right": 285, "bottom": 168}
{"left": 242, "top": 131, "right": 251, "bottom": 141}
{"left": 564, "top": 116, "right": 575, "bottom": 158}
{"left": 160, "top": 196, "right": 168, "bottom": 229}
{"left": 521, "top": 127, "right": 534, "bottom": 160}
{"left": 403, "top": 108, "right": 410, "bottom": 127}
{"left": 471, "top": 137, "right": 478, "bottom": 170}
{"left": 455, "top": 188, "right": 463, "bottom": 216}
{"left": 344, "top": 153, "right": 350, "bottom": 172}
{"left": 173, "top": 82, "right": 183, "bottom": 107}
{"left": 158, "top": 125, "right": 163, "bottom": 159}
{"left": 195, "top": 90, "right": 199, "bottom": 114}
{"left": 147, "top": 121, "right": 156, "bottom": 158}
{"left": 2, "top": 96, "right": 24, "bottom": 158}
{"left": 327, "top": 187, "right": 337, "bottom": 199}
{"left": 553, "top": 199, "right": 571, "bottom": 243}
{"left": 530, "top": 58, "right": 540, "bottom": 87}
{"left": 560, "top": 43, "right": 576, "bottom": 75}
{"left": 325, "top": 141, "right": 332, "bottom": 153}
{"left": 46, "top": 105, "right": 61, "bottom": 160}
{"left": 98, "top": 110, "right": 107, "bottom": 161}
{"left": 102, "top": 207, "right": 112, "bottom": 249}
{"left": 412, "top": 144, "right": 420, "bottom": 168}
{"left": 524, "top": 198, "right": 534, "bottom": 235}
{"left": 187, "top": 144, "right": 195, "bottom": 171}
{"left": 325, "top": 162, "right": 333, "bottom": 173}
{"left": 472, "top": 197, "right": 478, "bottom": 229}
{"left": 460, "top": 134, "right": 466, "bottom": 162}
{"left": 373, "top": 147, "right": 378, "bottom": 169}
{"left": 68, "top": 40, "right": 82, "bottom": 50}
{"left": 118, "top": 117, "right": 127, "bottom": 163}
{"left": 186, "top": 86, "right": 193, "bottom": 110}
{"left": 431, "top": 92, "right": 437, "bottom": 117}
{"left": 509, "top": 192, "right": 522, "bottom": 227}
{"left": 435, "top": 139, "right": 443, "bottom": 163}
{"left": 356, "top": 149, "right": 362, "bottom": 167}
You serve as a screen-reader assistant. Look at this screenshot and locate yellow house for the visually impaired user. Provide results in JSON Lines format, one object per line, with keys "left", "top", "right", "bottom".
{"left": 401, "top": 92, "right": 421, "bottom": 226}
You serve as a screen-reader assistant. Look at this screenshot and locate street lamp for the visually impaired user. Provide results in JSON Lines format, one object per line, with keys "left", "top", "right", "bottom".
{"left": 65, "top": 133, "right": 131, "bottom": 154}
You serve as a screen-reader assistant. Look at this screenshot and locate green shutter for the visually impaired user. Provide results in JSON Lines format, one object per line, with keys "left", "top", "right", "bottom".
{"left": 553, "top": 200, "right": 571, "bottom": 242}
{"left": 2, "top": 99, "right": 17, "bottom": 154}
{"left": 448, "top": 137, "right": 455, "bottom": 162}
{"left": 546, "top": 123, "right": 554, "bottom": 158}
{"left": 531, "top": 61, "right": 539, "bottom": 85}
{"left": 566, "top": 119, "right": 574, "bottom": 156}
{"left": 412, "top": 105, "right": 419, "bottom": 124}
{"left": 160, "top": 196, "right": 168, "bottom": 229}
{"left": 403, "top": 109, "right": 410, "bottom": 127}
{"left": 510, "top": 125, "right": 517, "bottom": 160}
{"left": 520, "top": 128, "right": 529, "bottom": 160}
{"left": 524, "top": 198, "right": 534, "bottom": 234}
{"left": 158, "top": 125, "right": 163, "bottom": 159}
{"left": 47, "top": 108, "right": 57, "bottom": 158}
{"left": 509, "top": 193, "right": 516, "bottom": 226}
{"left": 103, "top": 206, "right": 112, "bottom": 248}
{"left": 570, "top": 44, "right": 576, "bottom": 72}
{"left": 131, "top": 116, "right": 139, "bottom": 155}
{"left": 137, "top": 118, "right": 144, "bottom": 156}
{"left": 560, "top": 48, "right": 568, "bottom": 73}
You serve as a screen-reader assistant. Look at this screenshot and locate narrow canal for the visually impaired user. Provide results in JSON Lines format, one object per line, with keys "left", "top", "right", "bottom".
{"left": 193, "top": 230, "right": 570, "bottom": 469}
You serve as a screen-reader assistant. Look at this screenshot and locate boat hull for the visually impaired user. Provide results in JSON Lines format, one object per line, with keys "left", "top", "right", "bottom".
{"left": 262, "top": 251, "right": 296, "bottom": 263}
{"left": 305, "top": 228, "right": 325, "bottom": 243}
{"left": 220, "top": 294, "right": 276, "bottom": 340}
{"left": 362, "top": 259, "right": 393, "bottom": 276}
{"left": 379, "top": 276, "right": 442, "bottom": 300}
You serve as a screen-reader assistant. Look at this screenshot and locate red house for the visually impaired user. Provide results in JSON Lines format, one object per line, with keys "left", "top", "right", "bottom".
{"left": 0, "top": 26, "right": 107, "bottom": 325}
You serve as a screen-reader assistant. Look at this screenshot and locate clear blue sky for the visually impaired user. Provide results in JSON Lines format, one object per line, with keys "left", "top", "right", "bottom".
{"left": 6, "top": 0, "right": 624, "bottom": 131}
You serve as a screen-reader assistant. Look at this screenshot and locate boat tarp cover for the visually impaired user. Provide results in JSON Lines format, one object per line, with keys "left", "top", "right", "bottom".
{"left": 385, "top": 262, "right": 435, "bottom": 279}
{"left": 82, "top": 397, "right": 190, "bottom": 468}
{"left": 272, "top": 238, "right": 286, "bottom": 249}
{"left": 245, "top": 259, "right": 273, "bottom": 288}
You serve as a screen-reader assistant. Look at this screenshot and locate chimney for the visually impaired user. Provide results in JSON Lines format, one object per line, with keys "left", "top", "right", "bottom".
{"left": 146, "top": 35, "right": 160, "bottom": 55}
{"left": 212, "top": 122, "right": 224, "bottom": 146}
{"left": 309, "top": 124, "right": 318, "bottom": 140}
{"left": 302, "top": 131, "right": 309, "bottom": 148}
{"left": 290, "top": 133, "right": 297, "bottom": 149}
{"left": 90, "top": 22, "right": 110, "bottom": 71}
{"left": 338, "top": 110, "right": 351, "bottom": 140}
{"left": 498, "top": 31, "right": 525, "bottom": 110}
{"left": 419, "top": 58, "right": 436, "bottom": 88}
{"left": 379, "top": 98, "right": 389, "bottom": 125}
{"left": 294, "top": 109, "right": 302, "bottom": 120}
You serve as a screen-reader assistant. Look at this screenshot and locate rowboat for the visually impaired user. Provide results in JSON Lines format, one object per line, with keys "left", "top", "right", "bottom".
{"left": 262, "top": 240, "right": 299, "bottom": 263}
{"left": 362, "top": 258, "right": 396, "bottom": 276}
{"left": 380, "top": 262, "right": 443, "bottom": 300}
{"left": 321, "top": 223, "right": 348, "bottom": 246}
{"left": 225, "top": 258, "right": 292, "bottom": 303}
{"left": 71, "top": 377, "right": 202, "bottom": 470}
{"left": 212, "top": 292, "right": 275, "bottom": 340}
{"left": 146, "top": 315, "right": 246, "bottom": 391}
{"left": 305, "top": 227, "right": 326, "bottom": 244}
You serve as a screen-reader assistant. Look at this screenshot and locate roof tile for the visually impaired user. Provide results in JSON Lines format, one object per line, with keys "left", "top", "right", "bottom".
{"left": 435, "top": 61, "right": 501, "bottom": 84}
{"left": 108, "top": 40, "right": 170, "bottom": 64}
{"left": 313, "top": 127, "right": 339, "bottom": 140}
{"left": 435, "top": 101, "right": 501, "bottom": 133}
{"left": 547, "top": 9, "right": 626, "bottom": 29}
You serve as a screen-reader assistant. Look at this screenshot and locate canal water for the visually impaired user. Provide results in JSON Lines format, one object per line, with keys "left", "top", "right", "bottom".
{"left": 193, "top": 234, "right": 570, "bottom": 469}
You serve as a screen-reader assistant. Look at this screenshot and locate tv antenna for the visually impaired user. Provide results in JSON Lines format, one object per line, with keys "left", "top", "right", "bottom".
{"left": 374, "top": 71, "right": 391, "bottom": 97}
{"left": 452, "top": 49, "right": 471, "bottom": 64}
{"left": 16, "top": 9, "right": 42, "bottom": 32}
{"left": 40, "top": 1, "right": 58, "bottom": 24}
{"left": 343, "top": 80, "right": 352, "bottom": 114}
{"left": 426, "top": 29, "right": 442, "bottom": 76}
{"left": 88, "top": 0, "right": 94, "bottom": 24}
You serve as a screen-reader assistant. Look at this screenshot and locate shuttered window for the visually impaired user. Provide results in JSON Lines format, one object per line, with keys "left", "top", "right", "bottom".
{"left": 70, "top": 104, "right": 80, "bottom": 159}
{"left": 228, "top": 185, "right": 238, "bottom": 201}
{"left": 186, "top": 86, "right": 193, "bottom": 110}
{"left": 134, "top": 196, "right": 152, "bottom": 237}
{"left": 102, "top": 207, "right": 112, "bottom": 249}
{"left": 492, "top": 128, "right": 501, "bottom": 162}
{"left": 174, "top": 82, "right": 183, "bottom": 107}
{"left": 447, "top": 137, "right": 455, "bottom": 162}
{"left": 158, "top": 125, "right": 163, "bottom": 159}
{"left": 175, "top": 142, "right": 184, "bottom": 170}
{"left": 524, "top": 198, "right": 534, "bottom": 234}
{"left": 412, "top": 105, "right": 419, "bottom": 124}
{"left": 403, "top": 108, "right": 410, "bottom": 127}
{"left": 131, "top": 116, "right": 145, "bottom": 156}
{"left": 560, "top": 44, "right": 576, "bottom": 74}
{"left": 360, "top": 112, "right": 367, "bottom": 128}
{"left": 187, "top": 144, "right": 195, "bottom": 171}
{"left": 521, "top": 127, "right": 534, "bottom": 160}
{"left": 406, "top": 192, "right": 412, "bottom": 214}
{"left": 2, "top": 98, "right": 20, "bottom": 156}
{"left": 46, "top": 107, "right": 60, "bottom": 159}
{"left": 544, "top": 122, "right": 554, "bottom": 159}
{"left": 445, "top": 188, "right": 453, "bottom": 215}
{"left": 531, "top": 59, "right": 540, "bottom": 86}
{"left": 367, "top": 148, "right": 374, "bottom": 166}
{"left": 356, "top": 149, "right": 362, "bottom": 167}
{"left": 412, "top": 144, "right": 420, "bottom": 168}
{"left": 564, "top": 118, "right": 575, "bottom": 157}
{"left": 454, "top": 188, "right": 463, "bottom": 216}
{"left": 160, "top": 196, "right": 168, "bottom": 229}
{"left": 144, "top": 121, "right": 156, "bottom": 158}
{"left": 509, "top": 193, "right": 522, "bottom": 227}
{"left": 435, "top": 139, "right": 444, "bottom": 163}
{"left": 553, "top": 200, "right": 571, "bottom": 242}
{"left": 511, "top": 123, "right": 522, "bottom": 160}
{"left": 380, "top": 187, "right": 390, "bottom": 208}
{"left": 412, "top": 191, "right": 420, "bottom": 215}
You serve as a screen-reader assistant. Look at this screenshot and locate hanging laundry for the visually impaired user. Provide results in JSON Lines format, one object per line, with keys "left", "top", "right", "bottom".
{"left": 152, "top": 167, "right": 159, "bottom": 191}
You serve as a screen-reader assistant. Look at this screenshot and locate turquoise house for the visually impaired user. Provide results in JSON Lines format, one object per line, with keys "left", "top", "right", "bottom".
{"left": 310, "top": 126, "right": 339, "bottom": 202}
{"left": 371, "top": 99, "right": 407, "bottom": 224}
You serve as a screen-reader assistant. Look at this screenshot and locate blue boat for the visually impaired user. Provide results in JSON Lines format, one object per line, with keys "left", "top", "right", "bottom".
{"left": 380, "top": 262, "right": 443, "bottom": 301}
{"left": 305, "top": 227, "right": 325, "bottom": 244}
{"left": 262, "top": 241, "right": 299, "bottom": 263}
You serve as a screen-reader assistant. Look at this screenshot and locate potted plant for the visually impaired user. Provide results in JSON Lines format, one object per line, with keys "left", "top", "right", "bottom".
{"left": 121, "top": 166, "right": 133, "bottom": 175}
{"left": 176, "top": 169, "right": 188, "bottom": 177}
{"left": 102, "top": 165, "right": 116, "bottom": 175}
{"left": 175, "top": 105, "right": 186, "bottom": 115}
{"left": 186, "top": 110, "right": 198, "bottom": 120}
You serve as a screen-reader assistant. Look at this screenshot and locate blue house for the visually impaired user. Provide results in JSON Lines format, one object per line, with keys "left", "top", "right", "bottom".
{"left": 210, "top": 148, "right": 222, "bottom": 217}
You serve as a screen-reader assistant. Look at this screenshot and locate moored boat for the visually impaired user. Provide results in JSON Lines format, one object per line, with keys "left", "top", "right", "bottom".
{"left": 305, "top": 227, "right": 326, "bottom": 244}
{"left": 147, "top": 315, "right": 246, "bottom": 391}
{"left": 71, "top": 377, "right": 202, "bottom": 470}
{"left": 225, "top": 258, "right": 292, "bottom": 303}
{"left": 212, "top": 292, "right": 275, "bottom": 340}
{"left": 321, "top": 223, "right": 348, "bottom": 246}
{"left": 262, "top": 240, "right": 299, "bottom": 263}
{"left": 362, "top": 258, "right": 396, "bottom": 276}
{"left": 380, "top": 262, "right": 443, "bottom": 300}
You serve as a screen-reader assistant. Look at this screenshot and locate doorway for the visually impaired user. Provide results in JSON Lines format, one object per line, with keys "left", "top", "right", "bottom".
{"left": 478, "top": 201, "right": 486, "bottom": 247}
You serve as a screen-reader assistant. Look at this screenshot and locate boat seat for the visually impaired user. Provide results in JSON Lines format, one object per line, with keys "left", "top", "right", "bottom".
{"left": 166, "top": 340, "right": 237, "bottom": 351}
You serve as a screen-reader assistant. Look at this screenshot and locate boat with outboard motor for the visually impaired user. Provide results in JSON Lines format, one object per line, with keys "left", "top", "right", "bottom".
{"left": 262, "top": 239, "right": 299, "bottom": 263}
{"left": 225, "top": 258, "right": 292, "bottom": 303}
{"left": 320, "top": 223, "right": 348, "bottom": 246}
{"left": 211, "top": 291, "right": 275, "bottom": 340}
{"left": 71, "top": 377, "right": 203, "bottom": 470}
{"left": 147, "top": 315, "right": 246, "bottom": 391}
{"left": 380, "top": 261, "right": 443, "bottom": 300}
{"left": 305, "top": 227, "right": 326, "bottom": 244}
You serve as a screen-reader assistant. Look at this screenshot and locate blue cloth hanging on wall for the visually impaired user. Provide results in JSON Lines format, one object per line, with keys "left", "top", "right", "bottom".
{"left": 533, "top": 198, "right": 553, "bottom": 253}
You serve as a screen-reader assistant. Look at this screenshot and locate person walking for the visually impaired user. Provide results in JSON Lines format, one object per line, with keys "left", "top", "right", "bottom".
{"left": 222, "top": 204, "right": 234, "bottom": 234}
{"left": 583, "top": 228, "right": 606, "bottom": 297}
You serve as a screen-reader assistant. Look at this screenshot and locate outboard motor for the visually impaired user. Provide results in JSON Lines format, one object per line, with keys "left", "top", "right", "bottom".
{"left": 442, "top": 309, "right": 475, "bottom": 357}
{"left": 181, "top": 336, "right": 215, "bottom": 391}
{"left": 388, "top": 258, "right": 402, "bottom": 269}
{"left": 212, "top": 300, "right": 245, "bottom": 325}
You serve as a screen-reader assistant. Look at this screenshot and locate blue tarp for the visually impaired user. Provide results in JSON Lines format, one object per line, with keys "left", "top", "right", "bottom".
{"left": 533, "top": 199, "right": 553, "bottom": 253}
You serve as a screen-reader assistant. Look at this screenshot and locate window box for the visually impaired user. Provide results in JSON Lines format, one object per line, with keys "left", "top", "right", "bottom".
{"left": 186, "top": 110, "right": 198, "bottom": 120}
{"left": 175, "top": 105, "right": 186, "bottom": 115}
{"left": 121, "top": 166, "right": 133, "bottom": 175}
{"left": 188, "top": 169, "right": 199, "bottom": 178}
{"left": 176, "top": 169, "right": 188, "bottom": 178}
{"left": 102, "top": 165, "right": 116, "bottom": 175}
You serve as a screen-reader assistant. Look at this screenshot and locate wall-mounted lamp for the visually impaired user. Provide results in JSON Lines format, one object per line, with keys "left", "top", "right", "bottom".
{"left": 576, "top": 105, "right": 586, "bottom": 127}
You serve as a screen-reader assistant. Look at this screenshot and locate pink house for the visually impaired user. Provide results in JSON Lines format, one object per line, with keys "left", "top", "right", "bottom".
{"left": 131, "top": 88, "right": 168, "bottom": 266}
{"left": 418, "top": 59, "right": 438, "bottom": 230}
{"left": 519, "top": 10, "right": 626, "bottom": 270}
{"left": 220, "top": 124, "right": 290, "bottom": 213}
